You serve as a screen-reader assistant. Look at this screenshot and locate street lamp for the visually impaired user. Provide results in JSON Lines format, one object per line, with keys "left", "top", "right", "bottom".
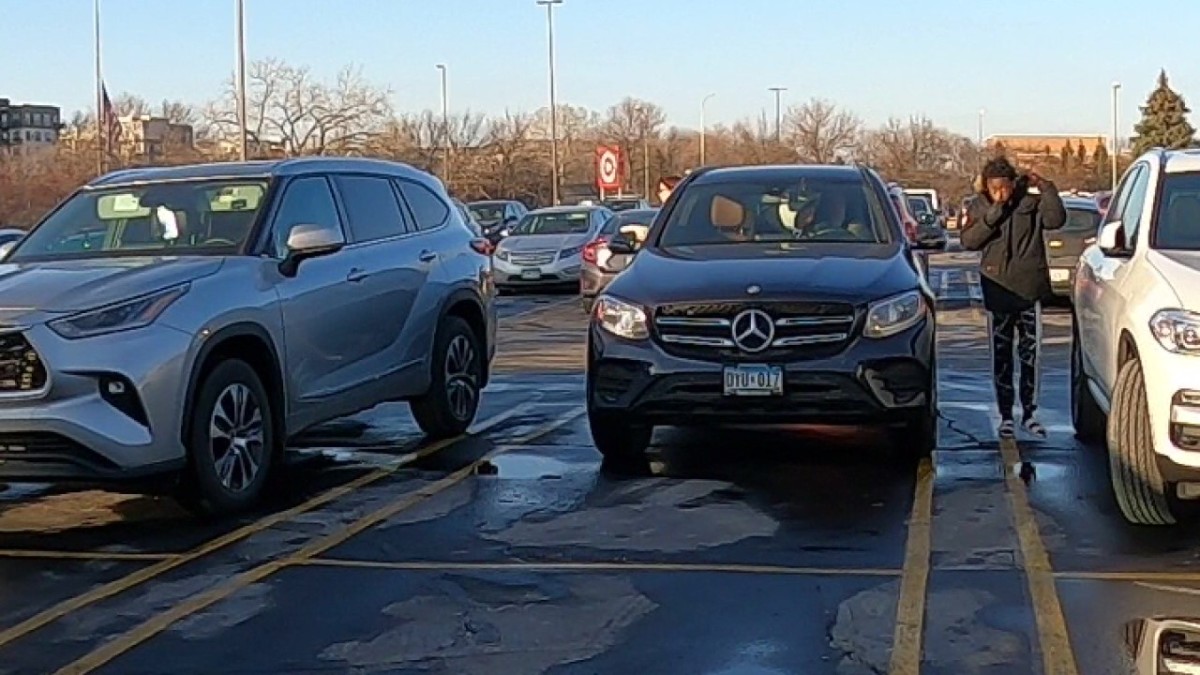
{"left": 537, "top": 0, "right": 563, "bottom": 205}
{"left": 700, "top": 92, "right": 715, "bottom": 165}
{"left": 436, "top": 63, "right": 450, "bottom": 183}
{"left": 1111, "top": 82, "right": 1121, "bottom": 189}
{"left": 977, "top": 108, "right": 986, "bottom": 147}
{"left": 768, "top": 87, "right": 787, "bottom": 142}
{"left": 634, "top": 104, "right": 650, "bottom": 197}
{"left": 235, "top": 0, "right": 248, "bottom": 161}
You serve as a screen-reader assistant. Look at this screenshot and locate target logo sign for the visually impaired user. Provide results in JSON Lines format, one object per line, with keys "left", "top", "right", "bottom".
{"left": 595, "top": 146, "right": 622, "bottom": 190}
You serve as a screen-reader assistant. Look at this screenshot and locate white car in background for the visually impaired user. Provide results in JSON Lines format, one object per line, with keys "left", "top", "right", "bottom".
{"left": 492, "top": 205, "right": 614, "bottom": 291}
{"left": 1072, "top": 148, "right": 1200, "bottom": 525}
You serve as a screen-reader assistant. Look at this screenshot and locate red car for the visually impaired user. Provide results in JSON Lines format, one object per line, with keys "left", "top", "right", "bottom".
{"left": 887, "top": 184, "right": 919, "bottom": 244}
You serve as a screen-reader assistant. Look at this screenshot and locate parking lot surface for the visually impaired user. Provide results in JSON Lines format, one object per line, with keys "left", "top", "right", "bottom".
{"left": 1, "top": 251, "right": 1198, "bottom": 675}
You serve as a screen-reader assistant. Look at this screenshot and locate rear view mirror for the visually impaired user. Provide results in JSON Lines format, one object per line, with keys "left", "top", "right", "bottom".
{"left": 1097, "top": 220, "right": 1129, "bottom": 256}
{"left": 279, "top": 223, "right": 345, "bottom": 277}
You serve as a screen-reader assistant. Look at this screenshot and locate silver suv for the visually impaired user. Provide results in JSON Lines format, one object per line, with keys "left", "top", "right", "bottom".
{"left": 0, "top": 158, "right": 496, "bottom": 514}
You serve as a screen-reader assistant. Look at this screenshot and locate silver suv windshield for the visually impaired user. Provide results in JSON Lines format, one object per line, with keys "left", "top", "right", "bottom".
{"left": 10, "top": 179, "right": 270, "bottom": 262}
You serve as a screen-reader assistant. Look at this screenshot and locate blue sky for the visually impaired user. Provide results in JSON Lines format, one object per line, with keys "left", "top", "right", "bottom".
{"left": 5, "top": 0, "right": 1196, "bottom": 139}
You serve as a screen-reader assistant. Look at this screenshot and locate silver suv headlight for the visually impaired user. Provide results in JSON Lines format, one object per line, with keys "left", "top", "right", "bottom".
{"left": 594, "top": 295, "right": 649, "bottom": 340}
{"left": 49, "top": 284, "right": 190, "bottom": 339}
{"left": 1150, "top": 309, "right": 1200, "bottom": 354}
{"left": 864, "top": 290, "right": 926, "bottom": 339}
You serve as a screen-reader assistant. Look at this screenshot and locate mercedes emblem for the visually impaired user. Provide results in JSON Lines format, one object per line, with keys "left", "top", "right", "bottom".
{"left": 746, "top": 284, "right": 762, "bottom": 295}
{"left": 731, "top": 309, "right": 774, "bottom": 353}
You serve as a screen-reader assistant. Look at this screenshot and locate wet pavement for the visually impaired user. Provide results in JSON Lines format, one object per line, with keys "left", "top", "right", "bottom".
{"left": 0, "top": 257, "right": 1197, "bottom": 675}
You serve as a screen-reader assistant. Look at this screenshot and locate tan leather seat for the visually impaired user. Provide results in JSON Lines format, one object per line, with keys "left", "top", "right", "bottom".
{"left": 711, "top": 195, "right": 745, "bottom": 235}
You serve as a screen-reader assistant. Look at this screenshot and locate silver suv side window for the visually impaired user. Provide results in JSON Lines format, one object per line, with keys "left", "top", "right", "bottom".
{"left": 272, "top": 176, "right": 343, "bottom": 258}
{"left": 396, "top": 180, "right": 450, "bottom": 231}
{"left": 332, "top": 175, "right": 411, "bottom": 243}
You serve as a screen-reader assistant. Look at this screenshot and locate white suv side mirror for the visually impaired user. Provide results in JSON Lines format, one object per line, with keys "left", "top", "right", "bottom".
{"left": 1097, "top": 220, "right": 1128, "bottom": 256}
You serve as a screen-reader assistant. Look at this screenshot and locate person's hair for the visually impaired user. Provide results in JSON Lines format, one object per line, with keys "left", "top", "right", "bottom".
{"left": 658, "top": 175, "right": 682, "bottom": 190}
{"left": 981, "top": 157, "right": 1018, "bottom": 181}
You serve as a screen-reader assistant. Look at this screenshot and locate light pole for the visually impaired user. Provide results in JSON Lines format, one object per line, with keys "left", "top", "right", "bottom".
{"left": 437, "top": 64, "right": 450, "bottom": 183}
{"left": 977, "top": 108, "right": 985, "bottom": 147}
{"left": 235, "top": 0, "right": 248, "bottom": 161}
{"left": 768, "top": 87, "right": 787, "bottom": 143}
{"left": 1111, "top": 81, "right": 1121, "bottom": 189}
{"left": 537, "top": 0, "right": 563, "bottom": 205}
{"left": 93, "top": 0, "right": 104, "bottom": 174}
{"left": 700, "top": 92, "right": 715, "bottom": 166}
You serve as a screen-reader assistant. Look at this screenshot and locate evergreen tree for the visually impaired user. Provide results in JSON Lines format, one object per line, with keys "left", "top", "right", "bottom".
{"left": 1093, "top": 141, "right": 1109, "bottom": 169}
{"left": 1076, "top": 141, "right": 1088, "bottom": 165}
{"left": 1131, "top": 69, "right": 1197, "bottom": 155}
{"left": 1060, "top": 141, "right": 1072, "bottom": 168}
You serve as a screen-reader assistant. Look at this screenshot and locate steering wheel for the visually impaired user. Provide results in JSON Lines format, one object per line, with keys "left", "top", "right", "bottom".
{"left": 204, "top": 237, "right": 237, "bottom": 247}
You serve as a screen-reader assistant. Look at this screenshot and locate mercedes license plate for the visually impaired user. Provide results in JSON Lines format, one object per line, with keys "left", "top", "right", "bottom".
{"left": 722, "top": 364, "right": 783, "bottom": 397}
{"left": 1050, "top": 268, "right": 1070, "bottom": 282}
{"left": 520, "top": 269, "right": 541, "bottom": 280}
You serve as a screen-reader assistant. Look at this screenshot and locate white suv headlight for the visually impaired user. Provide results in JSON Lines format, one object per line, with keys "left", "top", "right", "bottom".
{"left": 594, "top": 295, "right": 648, "bottom": 340}
{"left": 1150, "top": 309, "right": 1200, "bottom": 354}
{"left": 49, "top": 284, "right": 190, "bottom": 339}
{"left": 864, "top": 290, "right": 926, "bottom": 339}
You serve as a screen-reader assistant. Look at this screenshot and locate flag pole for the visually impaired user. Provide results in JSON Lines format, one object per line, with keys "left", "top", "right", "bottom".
{"left": 93, "top": 0, "right": 104, "bottom": 174}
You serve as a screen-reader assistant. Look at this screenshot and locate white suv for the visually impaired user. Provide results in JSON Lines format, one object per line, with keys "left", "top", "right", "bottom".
{"left": 1073, "top": 148, "right": 1200, "bottom": 525}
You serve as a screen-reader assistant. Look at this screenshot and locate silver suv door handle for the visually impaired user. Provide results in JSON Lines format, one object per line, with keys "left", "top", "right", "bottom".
{"left": 419, "top": 250, "right": 438, "bottom": 263}
{"left": 346, "top": 268, "right": 369, "bottom": 283}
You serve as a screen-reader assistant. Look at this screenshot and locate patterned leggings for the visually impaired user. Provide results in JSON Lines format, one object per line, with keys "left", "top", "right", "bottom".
{"left": 989, "top": 303, "right": 1041, "bottom": 421}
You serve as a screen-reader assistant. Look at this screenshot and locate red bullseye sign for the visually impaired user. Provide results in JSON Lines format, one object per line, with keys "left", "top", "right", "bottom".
{"left": 595, "top": 146, "right": 621, "bottom": 190}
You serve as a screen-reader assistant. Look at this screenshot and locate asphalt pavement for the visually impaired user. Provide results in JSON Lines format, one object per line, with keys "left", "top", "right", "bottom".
{"left": 0, "top": 258, "right": 1196, "bottom": 675}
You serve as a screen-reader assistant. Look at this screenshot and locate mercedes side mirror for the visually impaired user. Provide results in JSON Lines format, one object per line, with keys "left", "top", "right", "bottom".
{"left": 279, "top": 223, "right": 345, "bottom": 277}
{"left": 1097, "top": 220, "right": 1129, "bottom": 257}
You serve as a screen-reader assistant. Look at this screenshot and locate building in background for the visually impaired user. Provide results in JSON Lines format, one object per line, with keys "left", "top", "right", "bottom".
{"left": 117, "top": 115, "right": 195, "bottom": 162}
{"left": 984, "top": 133, "right": 1114, "bottom": 163}
{"left": 0, "top": 99, "right": 62, "bottom": 155}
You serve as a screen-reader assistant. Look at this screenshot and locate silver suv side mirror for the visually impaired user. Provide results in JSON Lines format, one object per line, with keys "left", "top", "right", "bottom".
{"left": 279, "top": 223, "right": 345, "bottom": 277}
{"left": 0, "top": 240, "right": 17, "bottom": 262}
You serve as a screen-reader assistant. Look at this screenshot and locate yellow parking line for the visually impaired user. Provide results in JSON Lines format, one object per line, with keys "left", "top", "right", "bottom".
{"left": 888, "top": 457, "right": 935, "bottom": 675}
{"left": 0, "top": 550, "right": 177, "bottom": 562}
{"left": 1056, "top": 570, "right": 1200, "bottom": 583}
{"left": 0, "top": 401, "right": 533, "bottom": 652}
{"left": 299, "top": 558, "right": 903, "bottom": 577}
{"left": 999, "top": 437, "right": 1080, "bottom": 675}
{"left": 53, "top": 406, "right": 585, "bottom": 675}
{"left": 505, "top": 297, "right": 576, "bottom": 321}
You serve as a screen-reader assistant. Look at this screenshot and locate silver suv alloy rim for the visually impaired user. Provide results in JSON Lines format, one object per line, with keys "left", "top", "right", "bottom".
{"left": 209, "top": 383, "right": 265, "bottom": 492}
{"left": 445, "top": 334, "right": 478, "bottom": 421}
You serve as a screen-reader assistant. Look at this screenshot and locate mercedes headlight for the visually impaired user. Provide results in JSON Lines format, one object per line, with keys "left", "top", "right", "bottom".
{"left": 594, "top": 295, "right": 648, "bottom": 340}
{"left": 49, "top": 284, "right": 190, "bottom": 339}
{"left": 1150, "top": 309, "right": 1200, "bottom": 354}
{"left": 560, "top": 244, "right": 584, "bottom": 259}
{"left": 864, "top": 290, "right": 926, "bottom": 339}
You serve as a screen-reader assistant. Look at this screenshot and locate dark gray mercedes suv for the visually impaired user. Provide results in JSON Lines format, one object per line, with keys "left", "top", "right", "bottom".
{"left": 585, "top": 164, "right": 937, "bottom": 460}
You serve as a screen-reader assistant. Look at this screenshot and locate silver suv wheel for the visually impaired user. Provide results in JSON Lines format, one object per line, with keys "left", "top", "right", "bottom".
{"left": 209, "top": 383, "right": 266, "bottom": 493}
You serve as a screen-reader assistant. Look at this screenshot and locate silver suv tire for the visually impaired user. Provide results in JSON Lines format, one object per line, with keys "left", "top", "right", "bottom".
{"left": 411, "top": 316, "right": 482, "bottom": 439}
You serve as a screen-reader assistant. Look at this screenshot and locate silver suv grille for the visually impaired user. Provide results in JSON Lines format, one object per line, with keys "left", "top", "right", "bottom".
{"left": 653, "top": 301, "right": 857, "bottom": 360}
{"left": 0, "top": 333, "right": 47, "bottom": 394}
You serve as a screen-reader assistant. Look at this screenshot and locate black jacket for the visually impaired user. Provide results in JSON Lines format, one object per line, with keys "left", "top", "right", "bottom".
{"left": 961, "top": 178, "right": 1066, "bottom": 312}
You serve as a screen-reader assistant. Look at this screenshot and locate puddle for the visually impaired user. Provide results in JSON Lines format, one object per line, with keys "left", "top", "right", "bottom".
{"left": 485, "top": 453, "right": 582, "bottom": 480}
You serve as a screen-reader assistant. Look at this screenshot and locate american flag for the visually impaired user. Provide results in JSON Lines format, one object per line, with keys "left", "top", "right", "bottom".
{"left": 101, "top": 82, "right": 121, "bottom": 148}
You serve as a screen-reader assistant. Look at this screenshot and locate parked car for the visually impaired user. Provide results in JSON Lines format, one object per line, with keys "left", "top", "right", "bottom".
{"left": 0, "top": 158, "right": 496, "bottom": 515}
{"left": 905, "top": 194, "right": 948, "bottom": 250}
{"left": 467, "top": 199, "right": 528, "bottom": 243}
{"left": 1072, "top": 148, "right": 1200, "bottom": 525}
{"left": 580, "top": 208, "right": 659, "bottom": 312}
{"left": 451, "top": 198, "right": 486, "bottom": 240}
{"left": 586, "top": 164, "right": 936, "bottom": 461}
{"left": 1044, "top": 196, "right": 1102, "bottom": 299}
{"left": 602, "top": 195, "right": 652, "bottom": 212}
{"left": 0, "top": 228, "right": 26, "bottom": 247}
{"left": 493, "top": 205, "right": 613, "bottom": 291}
{"left": 887, "top": 184, "right": 920, "bottom": 245}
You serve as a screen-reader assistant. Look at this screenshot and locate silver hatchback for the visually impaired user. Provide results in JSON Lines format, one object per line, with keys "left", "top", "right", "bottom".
{"left": 0, "top": 158, "right": 496, "bottom": 514}
{"left": 493, "top": 205, "right": 613, "bottom": 290}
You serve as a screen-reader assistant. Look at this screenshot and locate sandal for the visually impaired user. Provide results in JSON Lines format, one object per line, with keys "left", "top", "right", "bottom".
{"left": 998, "top": 419, "right": 1015, "bottom": 439}
{"left": 1022, "top": 417, "right": 1047, "bottom": 439}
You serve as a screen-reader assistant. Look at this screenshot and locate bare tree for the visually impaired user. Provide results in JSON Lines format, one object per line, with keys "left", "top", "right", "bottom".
{"left": 784, "top": 98, "right": 861, "bottom": 163}
{"left": 602, "top": 98, "right": 666, "bottom": 193}
{"left": 204, "top": 58, "right": 392, "bottom": 157}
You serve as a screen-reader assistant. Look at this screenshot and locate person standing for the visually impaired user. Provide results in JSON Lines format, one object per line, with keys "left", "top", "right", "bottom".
{"left": 657, "top": 175, "right": 681, "bottom": 205}
{"left": 961, "top": 157, "right": 1066, "bottom": 439}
